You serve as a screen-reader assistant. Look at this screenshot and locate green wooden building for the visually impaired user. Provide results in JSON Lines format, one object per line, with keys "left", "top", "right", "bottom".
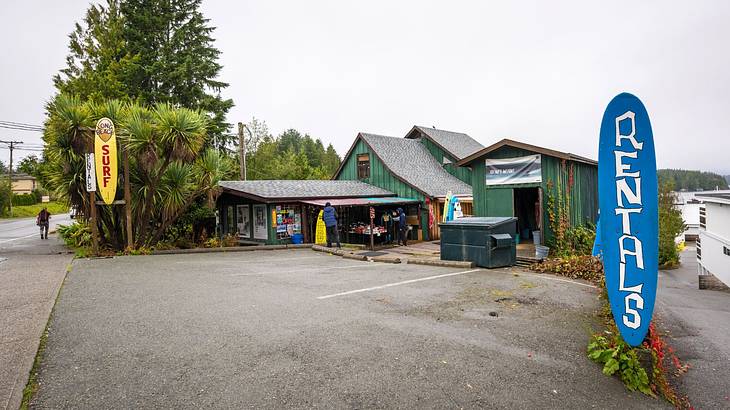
{"left": 217, "top": 180, "right": 413, "bottom": 245}
{"left": 333, "top": 128, "right": 483, "bottom": 240}
{"left": 456, "top": 139, "right": 598, "bottom": 244}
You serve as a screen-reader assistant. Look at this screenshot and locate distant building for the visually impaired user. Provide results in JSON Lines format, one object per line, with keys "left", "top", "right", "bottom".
{"left": 2, "top": 173, "right": 36, "bottom": 194}
{"left": 696, "top": 192, "right": 730, "bottom": 289}
{"left": 672, "top": 190, "right": 730, "bottom": 242}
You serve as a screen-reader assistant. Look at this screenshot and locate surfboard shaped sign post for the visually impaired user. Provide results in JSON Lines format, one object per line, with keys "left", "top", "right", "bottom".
{"left": 94, "top": 118, "right": 118, "bottom": 205}
{"left": 598, "top": 93, "right": 658, "bottom": 347}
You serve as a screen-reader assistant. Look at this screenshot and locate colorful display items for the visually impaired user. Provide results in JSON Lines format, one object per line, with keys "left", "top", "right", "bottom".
{"left": 598, "top": 93, "right": 658, "bottom": 347}
{"left": 315, "top": 210, "right": 327, "bottom": 245}
{"left": 442, "top": 191, "right": 453, "bottom": 223}
{"left": 94, "top": 118, "right": 118, "bottom": 205}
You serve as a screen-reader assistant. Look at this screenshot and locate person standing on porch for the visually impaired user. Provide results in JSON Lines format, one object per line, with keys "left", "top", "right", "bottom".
{"left": 323, "top": 202, "right": 341, "bottom": 248}
{"left": 397, "top": 207, "right": 408, "bottom": 246}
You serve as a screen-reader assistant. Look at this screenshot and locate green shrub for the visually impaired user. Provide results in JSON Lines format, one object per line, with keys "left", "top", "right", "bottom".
{"left": 0, "top": 180, "right": 11, "bottom": 217}
{"left": 587, "top": 334, "right": 653, "bottom": 395}
{"left": 658, "top": 181, "right": 686, "bottom": 268}
{"left": 12, "top": 193, "right": 38, "bottom": 206}
{"left": 57, "top": 222, "right": 92, "bottom": 248}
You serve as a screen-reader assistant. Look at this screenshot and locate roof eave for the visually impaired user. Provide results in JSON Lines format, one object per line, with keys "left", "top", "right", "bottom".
{"left": 456, "top": 138, "right": 597, "bottom": 167}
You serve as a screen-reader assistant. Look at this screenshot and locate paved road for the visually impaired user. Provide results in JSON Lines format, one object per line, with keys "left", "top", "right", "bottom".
{"left": 0, "top": 214, "right": 72, "bottom": 247}
{"left": 657, "top": 245, "right": 730, "bottom": 409}
{"left": 32, "top": 249, "right": 665, "bottom": 409}
{"left": 0, "top": 216, "right": 73, "bottom": 410}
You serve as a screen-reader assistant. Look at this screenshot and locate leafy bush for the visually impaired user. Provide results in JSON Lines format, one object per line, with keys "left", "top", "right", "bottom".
{"left": 530, "top": 255, "right": 604, "bottom": 284}
{"left": 0, "top": 180, "right": 11, "bottom": 217}
{"left": 57, "top": 222, "right": 92, "bottom": 248}
{"left": 587, "top": 333, "right": 653, "bottom": 395}
{"left": 221, "top": 234, "right": 239, "bottom": 247}
{"left": 202, "top": 237, "right": 220, "bottom": 248}
{"left": 31, "top": 187, "right": 49, "bottom": 203}
{"left": 658, "top": 182, "right": 685, "bottom": 268}
{"left": 12, "top": 193, "right": 38, "bottom": 206}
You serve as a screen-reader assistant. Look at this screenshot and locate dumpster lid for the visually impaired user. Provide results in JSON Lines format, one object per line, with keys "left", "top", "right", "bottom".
{"left": 439, "top": 217, "right": 517, "bottom": 227}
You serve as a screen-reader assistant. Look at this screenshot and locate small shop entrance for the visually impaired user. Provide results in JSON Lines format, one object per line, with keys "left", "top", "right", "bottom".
{"left": 513, "top": 187, "right": 541, "bottom": 244}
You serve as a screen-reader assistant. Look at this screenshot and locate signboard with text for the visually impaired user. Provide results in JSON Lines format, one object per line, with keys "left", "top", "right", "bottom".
{"left": 85, "top": 153, "right": 96, "bottom": 192}
{"left": 598, "top": 93, "right": 658, "bottom": 347}
{"left": 94, "top": 118, "right": 118, "bottom": 205}
{"left": 485, "top": 154, "right": 542, "bottom": 185}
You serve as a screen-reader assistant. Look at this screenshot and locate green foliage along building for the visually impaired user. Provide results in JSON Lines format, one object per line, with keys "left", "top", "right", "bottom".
{"left": 457, "top": 139, "right": 598, "bottom": 245}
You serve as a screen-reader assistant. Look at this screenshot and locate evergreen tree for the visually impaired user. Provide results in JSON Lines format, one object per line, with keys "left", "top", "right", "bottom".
{"left": 54, "top": 0, "right": 140, "bottom": 101}
{"left": 120, "top": 0, "right": 233, "bottom": 145}
{"left": 55, "top": 0, "right": 233, "bottom": 146}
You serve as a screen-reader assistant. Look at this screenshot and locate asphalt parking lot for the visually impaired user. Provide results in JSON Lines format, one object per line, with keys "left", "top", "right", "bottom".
{"left": 31, "top": 249, "right": 666, "bottom": 409}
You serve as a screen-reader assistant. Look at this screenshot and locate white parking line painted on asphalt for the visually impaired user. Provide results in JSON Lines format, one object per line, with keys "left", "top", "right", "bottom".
{"left": 0, "top": 233, "right": 38, "bottom": 244}
{"left": 229, "top": 263, "right": 382, "bottom": 276}
{"left": 316, "top": 269, "right": 482, "bottom": 300}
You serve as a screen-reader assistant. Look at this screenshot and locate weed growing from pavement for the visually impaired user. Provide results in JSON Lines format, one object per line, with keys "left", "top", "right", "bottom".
{"left": 588, "top": 287, "right": 691, "bottom": 408}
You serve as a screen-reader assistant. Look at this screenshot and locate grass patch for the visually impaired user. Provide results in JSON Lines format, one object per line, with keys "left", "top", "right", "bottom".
{"left": 4, "top": 201, "right": 68, "bottom": 219}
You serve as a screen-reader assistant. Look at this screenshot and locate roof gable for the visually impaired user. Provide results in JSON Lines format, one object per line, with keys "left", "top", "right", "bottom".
{"left": 356, "top": 133, "right": 472, "bottom": 198}
{"left": 406, "top": 126, "right": 484, "bottom": 161}
{"left": 456, "top": 138, "right": 597, "bottom": 167}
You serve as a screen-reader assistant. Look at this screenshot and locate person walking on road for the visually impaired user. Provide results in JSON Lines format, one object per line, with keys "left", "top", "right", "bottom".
{"left": 37, "top": 207, "right": 51, "bottom": 240}
{"left": 323, "top": 202, "right": 341, "bottom": 248}
{"left": 397, "top": 207, "right": 408, "bottom": 246}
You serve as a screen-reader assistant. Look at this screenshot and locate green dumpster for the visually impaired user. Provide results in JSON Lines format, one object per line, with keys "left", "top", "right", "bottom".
{"left": 439, "top": 217, "right": 517, "bottom": 268}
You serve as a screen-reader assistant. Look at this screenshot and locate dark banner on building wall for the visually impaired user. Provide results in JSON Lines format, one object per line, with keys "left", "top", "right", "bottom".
{"left": 485, "top": 154, "right": 542, "bottom": 185}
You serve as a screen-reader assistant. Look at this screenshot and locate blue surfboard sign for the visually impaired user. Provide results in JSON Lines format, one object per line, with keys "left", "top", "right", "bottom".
{"left": 598, "top": 93, "right": 658, "bottom": 347}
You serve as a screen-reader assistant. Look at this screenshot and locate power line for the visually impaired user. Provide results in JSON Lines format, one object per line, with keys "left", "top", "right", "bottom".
{"left": 0, "top": 120, "right": 44, "bottom": 132}
{"left": 0, "top": 124, "right": 43, "bottom": 132}
{"left": 0, "top": 120, "right": 42, "bottom": 126}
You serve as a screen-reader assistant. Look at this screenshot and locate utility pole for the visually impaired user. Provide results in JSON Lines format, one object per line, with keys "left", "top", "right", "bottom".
{"left": 0, "top": 140, "right": 23, "bottom": 217}
{"left": 238, "top": 122, "right": 246, "bottom": 181}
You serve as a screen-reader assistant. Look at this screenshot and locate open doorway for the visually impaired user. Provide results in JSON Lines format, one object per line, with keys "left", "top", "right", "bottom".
{"left": 513, "top": 187, "right": 541, "bottom": 244}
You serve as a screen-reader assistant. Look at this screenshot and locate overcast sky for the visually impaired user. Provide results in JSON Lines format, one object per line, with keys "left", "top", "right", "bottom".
{"left": 1, "top": 1, "right": 729, "bottom": 174}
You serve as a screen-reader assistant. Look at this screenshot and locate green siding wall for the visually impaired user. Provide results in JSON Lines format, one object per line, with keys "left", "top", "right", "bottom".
{"left": 419, "top": 137, "right": 472, "bottom": 184}
{"left": 469, "top": 145, "right": 598, "bottom": 243}
{"left": 337, "top": 138, "right": 430, "bottom": 240}
{"left": 337, "top": 139, "right": 427, "bottom": 202}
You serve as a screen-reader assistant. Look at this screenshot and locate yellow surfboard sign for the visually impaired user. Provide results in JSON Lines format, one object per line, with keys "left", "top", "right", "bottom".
{"left": 94, "top": 118, "right": 118, "bottom": 205}
{"left": 315, "top": 210, "right": 327, "bottom": 245}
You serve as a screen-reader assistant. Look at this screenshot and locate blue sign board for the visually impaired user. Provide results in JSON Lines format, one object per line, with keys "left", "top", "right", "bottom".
{"left": 598, "top": 93, "right": 658, "bottom": 347}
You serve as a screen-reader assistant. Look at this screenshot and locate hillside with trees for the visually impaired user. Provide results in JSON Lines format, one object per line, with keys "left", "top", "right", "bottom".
{"left": 657, "top": 169, "right": 729, "bottom": 191}
{"left": 241, "top": 119, "right": 341, "bottom": 180}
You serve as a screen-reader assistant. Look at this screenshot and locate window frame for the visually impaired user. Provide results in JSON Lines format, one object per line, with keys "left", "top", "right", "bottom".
{"left": 357, "top": 153, "right": 370, "bottom": 179}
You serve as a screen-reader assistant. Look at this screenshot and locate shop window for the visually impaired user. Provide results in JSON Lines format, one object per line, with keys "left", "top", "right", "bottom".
{"left": 357, "top": 154, "right": 370, "bottom": 179}
{"left": 226, "top": 205, "right": 235, "bottom": 235}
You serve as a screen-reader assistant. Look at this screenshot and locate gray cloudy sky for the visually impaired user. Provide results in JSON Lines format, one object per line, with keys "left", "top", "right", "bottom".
{"left": 2, "top": 1, "right": 729, "bottom": 174}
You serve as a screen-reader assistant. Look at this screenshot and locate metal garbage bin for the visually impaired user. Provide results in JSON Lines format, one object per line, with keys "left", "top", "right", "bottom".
{"left": 439, "top": 217, "right": 517, "bottom": 268}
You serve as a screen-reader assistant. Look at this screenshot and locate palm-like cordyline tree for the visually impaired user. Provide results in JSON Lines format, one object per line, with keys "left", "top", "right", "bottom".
{"left": 44, "top": 94, "right": 235, "bottom": 249}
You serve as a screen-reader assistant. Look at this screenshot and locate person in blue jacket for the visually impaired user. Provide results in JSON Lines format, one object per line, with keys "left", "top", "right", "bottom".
{"left": 397, "top": 207, "right": 408, "bottom": 246}
{"left": 323, "top": 202, "right": 341, "bottom": 248}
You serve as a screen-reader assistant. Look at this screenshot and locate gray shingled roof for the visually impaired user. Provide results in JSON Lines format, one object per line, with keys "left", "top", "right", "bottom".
{"left": 219, "top": 180, "right": 394, "bottom": 201}
{"left": 412, "top": 126, "right": 484, "bottom": 161}
{"left": 360, "top": 133, "right": 472, "bottom": 198}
